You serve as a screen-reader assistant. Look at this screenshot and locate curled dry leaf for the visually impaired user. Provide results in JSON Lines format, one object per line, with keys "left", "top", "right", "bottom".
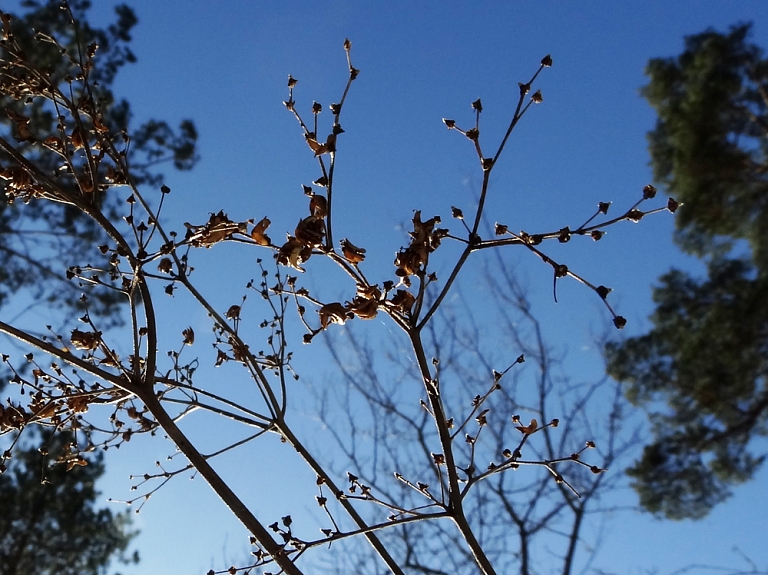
{"left": 642, "top": 184, "right": 657, "bottom": 199}
{"left": 277, "top": 237, "right": 312, "bottom": 272}
{"left": 305, "top": 135, "right": 328, "bottom": 156}
{"left": 343, "top": 284, "right": 382, "bottom": 319}
{"left": 6, "top": 109, "right": 34, "bottom": 142}
{"left": 251, "top": 217, "right": 271, "bottom": 246}
{"left": 515, "top": 418, "right": 538, "bottom": 435}
{"left": 309, "top": 194, "right": 328, "bottom": 218}
{"left": 389, "top": 290, "right": 415, "bottom": 314}
{"left": 70, "top": 329, "right": 101, "bottom": 351}
{"left": 295, "top": 215, "right": 325, "bottom": 247}
{"left": 182, "top": 327, "right": 195, "bottom": 346}
{"left": 0, "top": 403, "right": 27, "bottom": 431}
{"left": 0, "top": 166, "right": 46, "bottom": 204}
{"left": 0, "top": 10, "right": 12, "bottom": 41}
{"left": 229, "top": 335, "right": 250, "bottom": 363}
{"left": 340, "top": 238, "right": 366, "bottom": 263}
{"left": 64, "top": 456, "right": 88, "bottom": 471}
{"left": 185, "top": 211, "right": 248, "bottom": 248}
{"left": 225, "top": 305, "right": 241, "bottom": 321}
{"left": 42, "top": 136, "right": 65, "bottom": 154}
{"left": 626, "top": 209, "right": 644, "bottom": 222}
{"left": 92, "top": 115, "right": 109, "bottom": 133}
{"left": 33, "top": 401, "right": 59, "bottom": 420}
{"left": 346, "top": 296, "right": 378, "bottom": 320}
{"left": 66, "top": 396, "right": 90, "bottom": 414}
{"left": 157, "top": 258, "right": 173, "bottom": 273}
{"left": 318, "top": 302, "right": 352, "bottom": 329}
{"left": 394, "top": 211, "right": 449, "bottom": 277}
{"left": 70, "top": 128, "right": 85, "bottom": 150}
{"left": 394, "top": 246, "right": 426, "bottom": 277}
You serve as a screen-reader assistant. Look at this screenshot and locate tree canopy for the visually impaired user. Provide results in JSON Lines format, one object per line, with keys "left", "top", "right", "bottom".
{"left": 0, "top": 0, "right": 197, "bottom": 320}
{"left": 606, "top": 23, "right": 768, "bottom": 520}
{"left": 0, "top": 432, "right": 138, "bottom": 575}
{"left": 1, "top": 3, "right": 198, "bottom": 572}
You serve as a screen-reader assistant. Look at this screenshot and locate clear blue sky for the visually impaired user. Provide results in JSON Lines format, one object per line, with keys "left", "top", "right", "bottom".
{"left": 6, "top": 1, "right": 768, "bottom": 574}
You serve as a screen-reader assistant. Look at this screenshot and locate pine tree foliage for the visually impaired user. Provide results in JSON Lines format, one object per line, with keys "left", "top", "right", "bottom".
{"left": 0, "top": 432, "right": 137, "bottom": 575}
{"left": 606, "top": 24, "right": 768, "bottom": 520}
{"left": 0, "top": 0, "right": 197, "bottom": 318}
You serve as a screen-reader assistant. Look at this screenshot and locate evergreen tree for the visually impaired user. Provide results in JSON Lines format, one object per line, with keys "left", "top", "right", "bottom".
{"left": 1, "top": 3, "right": 194, "bottom": 572}
{"left": 606, "top": 24, "right": 768, "bottom": 520}
{"left": 0, "top": 432, "right": 138, "bottom": 575}
{"left": 0, "top": 0, "right": 198, "bottom": 320}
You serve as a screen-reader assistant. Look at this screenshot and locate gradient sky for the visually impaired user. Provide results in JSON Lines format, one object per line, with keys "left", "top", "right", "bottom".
{"left": 5, "top": 1, "right": 768, "bottom": 574}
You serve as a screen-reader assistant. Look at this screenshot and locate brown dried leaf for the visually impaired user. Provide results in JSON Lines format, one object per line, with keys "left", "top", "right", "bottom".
{"left": 251, "top": 217, "right": 271, "bottom": 246}
{"left": 1, "top": 11, "right": 12, "bottom": 41}
{"left": 65, "top": 456, "right": 88, "bottom": 471}
{"left": 6, "top": 109, "right": 34, "bottom": 142}
{"left": 394, "top": 247, "right": 424, "bottom": 277}
{"left": 157, "top": 258, "right": 173, "bottom": 273}
{"left": 295, "top": 216, "right": 325, "bottom": 247}
{"left": 305, "top": 136, "right": 328, "bottom": 156}
{"left": 309, "top": 194, "right": 328, "bottom": 218}
{"left": 515, "top": 418, "right": 538, "bottom": 435}
{"left": 70, "top": 329, "right": 101, "bottom": 351}
{"left": 390, "top": 290, "right": 415, "bottom": 313}
{"left": 66, "top": 396, "right": 89, "bottom": 414}
{"left": 346, "top": 297, "right": 377, "bottom": 320}
{"left": 185, "top": 211, "right": 247, "bottom": 248}
{"left": 277, "top": 237, "right": 312, "bottom": 272}
{"left": 225, "top": 305, "right": 241, "bottom": 321}
{"left": 70, "top": 129, "right": 85, "bottom": 150}
{"left": 340, "top": 238, "right": 366, "bottom": 263}
{"left": 318, "top": 302, "right": 352, "bottom": 329}
{"left": 92, "top": 115, "right": 109, "bottom": 133}
{"left": 33, "top": 401, "right": 59, "bottom": 420}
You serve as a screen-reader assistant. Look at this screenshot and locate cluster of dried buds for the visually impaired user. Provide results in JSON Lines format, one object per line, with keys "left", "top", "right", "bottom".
{"left": 394, "top": 211, "right": 448, "bottom": 285}
{"left": 0, "top": 400, "right": 26, "bottom": 432}
{"left": 0, "top": 164, "right": 45, "bottom": 203}
{"left": 306, "top": 280, "right": 415, "bottom": 342}
{"left": 1, "top": 20, "right": 126, "bottom": 201}
{"left": 277, "top": 187, "right": 328, "bottom": 271}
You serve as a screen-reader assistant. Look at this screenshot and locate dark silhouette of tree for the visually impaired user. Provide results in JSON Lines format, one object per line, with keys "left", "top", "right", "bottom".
{"left": 606, "top": 23, "right": 768, "bottom": 520}
{"left": 0, "top": 431, "right": 138, "bottom": 575}
{"left": 1, "top": 3, "right": 196, "bottom": 573}
{"left": 0, "top": 0, "right": 197, "bottom": 321}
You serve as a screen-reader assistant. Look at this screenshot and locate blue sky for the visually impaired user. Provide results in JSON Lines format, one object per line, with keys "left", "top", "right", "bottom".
{"left": 5, "top": 1, "right": 768, "bottom": 574}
